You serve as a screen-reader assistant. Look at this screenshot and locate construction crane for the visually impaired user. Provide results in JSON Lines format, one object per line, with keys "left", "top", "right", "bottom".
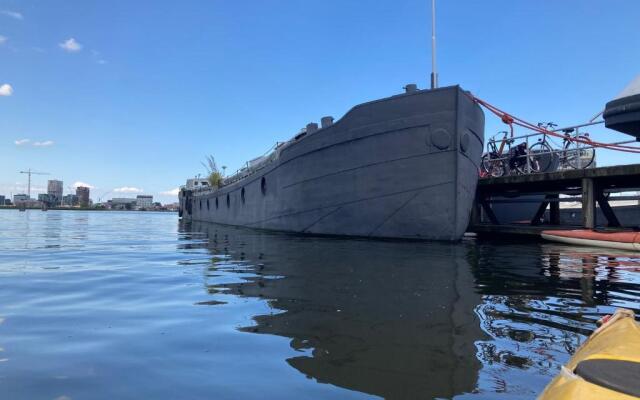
{"left": 19, "top": 169, "right": 50, "bottom": 199}
{"left": 98, "top": 190, "right": 112, "bottom": 204}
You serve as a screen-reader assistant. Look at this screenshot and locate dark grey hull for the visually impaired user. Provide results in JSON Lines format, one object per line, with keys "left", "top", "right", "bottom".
{"left": 180, "top": 85, "right": 484, "bottom": 240}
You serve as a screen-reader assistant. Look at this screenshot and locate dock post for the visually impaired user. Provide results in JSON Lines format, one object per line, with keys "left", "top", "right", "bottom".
{"left": 582, "top": 178, "right": 596, "bottom": 229}
{"left": 549, "top": 194, "right": 560, "bottom": 225}
{"left": 471, "top": 194, "right": 481, "bottom": 225}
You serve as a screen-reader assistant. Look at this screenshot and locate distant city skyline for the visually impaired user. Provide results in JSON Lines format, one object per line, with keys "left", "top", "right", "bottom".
{"left": 4, "top": 177, "right": 174, "bottom": 209}
{"left": 2, "top": 1, "right": 640, "bottom": 203}
{"left": 1, "top": 179, "right": 172, "bottom": 206}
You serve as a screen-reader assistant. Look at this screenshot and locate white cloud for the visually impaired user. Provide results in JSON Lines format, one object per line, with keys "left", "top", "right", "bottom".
{"left": 33, "top": 140, "right": 54, "bottom": 147}
{"left": 14, "top": 138, "right": 55, "bottom": 147}
{"left": 114, "top": 186, "right": 143, "bottom": 193}
{"left": 0, "top": 36, "right": 7, "bottom": 44}
{"left": 0, "top": 83, "right": 13, "bottom": 96}
{"left": 160, "top": 188, "right": 180, "bottom": 196}
{"left": 1, "top": 10, "right": 23, "bottom": 20}
{"left": 59, "top": 38, "right": 82, "bottom": 53}
{"left": 73, "top": 181, "right": 94, "bottom": 189}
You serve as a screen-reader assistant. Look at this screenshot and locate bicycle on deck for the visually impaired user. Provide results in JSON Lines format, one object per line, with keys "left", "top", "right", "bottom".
{"left": 529, "top": 122, "right": 596, "bottom": 171}
{"left": 480, "top": 132, "right": 542, "bottom": 177}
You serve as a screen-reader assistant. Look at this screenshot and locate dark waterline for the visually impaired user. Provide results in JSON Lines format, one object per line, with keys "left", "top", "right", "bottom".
{"left": 0, "top": 210, "right": 638, "bottom": 399}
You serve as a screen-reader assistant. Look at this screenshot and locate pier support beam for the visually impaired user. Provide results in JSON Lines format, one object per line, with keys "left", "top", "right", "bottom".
{"left": 531, "top": 195, "right": 552, "bottom": 226}
{"left": 596, "top": 191, "right": 621, "bottom": 227}
{"left": 582, "top": 178, "right": 596, "bottom": 229}
{"left": 478, "top": 194, "right": 499, "bottom": 225}
{"left": 471, "top": 196, "right": 481, "bottom": 226}
{"left": 549, "top": 194, "right": 560, "bottom": 225}
{"left": 531, "top": 194, "right": 561, "bottom": 226}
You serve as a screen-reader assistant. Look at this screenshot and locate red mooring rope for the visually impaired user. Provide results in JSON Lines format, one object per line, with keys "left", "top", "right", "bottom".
{"left": 466, "top": 92, "right": 640, "bottom": 154}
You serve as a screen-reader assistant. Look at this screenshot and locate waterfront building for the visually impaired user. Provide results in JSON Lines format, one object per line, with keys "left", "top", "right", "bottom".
{"left": 13, "top": 194, "right": 29, "bottom": 203}
{"left": 47, "top": 180, "right": 64, "bottom": 206}
{"left": 38, "top": 193, "right": 54, "bottom": 205}
{"left": 165, "top": 202, "right": 180, "bottom": 211}
{"left": 63, "top": 194, "right": 79, "bottom": 206}
{"left": 136, "top": 195, "right": 153, "bottom": 209}
{"left": 76, "top": 186, "right": 90, "bottom": 207}
{"left": 109, "top": 198, "right": 137, "bottom": 210}
{"left": 0, "top": 195, "right": 4, "bottom": 206}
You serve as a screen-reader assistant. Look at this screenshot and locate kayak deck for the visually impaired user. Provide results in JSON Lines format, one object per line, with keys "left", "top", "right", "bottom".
{"left": 541, "top": 229, "right": 640, "bottom": 251}
{"left": 540, "top": 309, "right": 640, "bottom": 399}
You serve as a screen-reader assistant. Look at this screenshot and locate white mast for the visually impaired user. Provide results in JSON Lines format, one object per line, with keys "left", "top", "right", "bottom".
{"left": 430, "top": 0, "right": 438, "bottom": 89}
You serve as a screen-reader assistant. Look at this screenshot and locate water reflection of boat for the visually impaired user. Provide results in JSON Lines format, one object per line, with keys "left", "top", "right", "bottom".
{"left": 185, "top": 221, "right": 487, "bottom": 399}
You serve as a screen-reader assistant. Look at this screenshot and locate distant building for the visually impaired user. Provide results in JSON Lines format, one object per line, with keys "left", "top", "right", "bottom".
{"left": 63, "top": 194, "right": 79, "bottom": 206}
{"left": 186, "top": 178, "right": 210, "bottom": 189}
{"left": 38, "top": 193, "right": 54, "bottom": 205}
{"left": 13, "top": 194, "right": 29, "bottom": 203}
{"left": 136, "top": 195, "right": 153, "bottom": 209}
{"left": 110, "top": 198, "right": 137, "bottom": 210}
{"left": 76, "top": 186, "right": 90, "bottom": 207}
{"left": 47, "top": 180, "right": 64, "bottom": 206}
{"left": 0, "top": 195, "right": 4, "bottom": 206}
{"left": 165, "top": 202, "right": 179, "bottom": 211}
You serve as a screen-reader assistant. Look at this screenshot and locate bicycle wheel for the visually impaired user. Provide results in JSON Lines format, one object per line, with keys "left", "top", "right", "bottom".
{"left": 564, "top": 135, "right": 595, "bottom": 169}
{"left": 514, "top": 142, "right": 554, "bottom": 174}
{"left": 481, "top": 153, "right": 506, "bottom": 177}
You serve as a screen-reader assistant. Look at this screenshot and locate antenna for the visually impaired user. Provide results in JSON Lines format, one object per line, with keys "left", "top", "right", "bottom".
{"left": 19, "top": 168, "right": 50, "bottom": 199}
{"left": 430, "top": 0, "right": 438, "bottom": 89}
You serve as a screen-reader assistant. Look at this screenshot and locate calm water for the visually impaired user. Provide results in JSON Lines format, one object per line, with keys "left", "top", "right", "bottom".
{"left": 1, "top": 211, "right": 639, "bottom": 399}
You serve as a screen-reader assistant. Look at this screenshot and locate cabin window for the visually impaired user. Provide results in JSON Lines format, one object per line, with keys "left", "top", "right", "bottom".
{"left": 261, "top": 177, "right": 266, "bottom": 195}
{"left": 226, "top": 194, "right": 230, "bottom": 208}
{"left": 207, "top": 199, "right": 210, "bottom": 210}
{"left": 199, "top": 200, "right": 202, "bottom": 210}
{"left": 241, "top": 187, "right": 245, "bottom": 204}
{"left": 215, "top": 197, "right": 219, "bottom": 209}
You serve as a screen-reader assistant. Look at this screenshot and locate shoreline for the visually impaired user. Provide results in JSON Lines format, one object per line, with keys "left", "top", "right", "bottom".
{"left": 0, "top": 207, "right": 177, "bottom": 212}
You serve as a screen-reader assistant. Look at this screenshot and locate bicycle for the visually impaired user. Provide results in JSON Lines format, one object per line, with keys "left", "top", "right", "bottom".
{"left": 481, "top": 131, "right": 543, "bottom": 177}
{"left": 480, "top": 130, "right": 512, "bottom": 177}
{"left": 528, "top": 122, "right": 595, "bottom": 170}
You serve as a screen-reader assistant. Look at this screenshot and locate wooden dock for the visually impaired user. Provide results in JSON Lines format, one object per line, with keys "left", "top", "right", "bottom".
{"left": 468, "top": 164, "right": 640, "bottom": 237}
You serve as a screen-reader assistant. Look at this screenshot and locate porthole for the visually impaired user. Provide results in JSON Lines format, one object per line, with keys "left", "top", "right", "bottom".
{"left": 207, "top": 199, "right": 210, "bottom": 210}
{"left": 215, "top": 197, "right": 219, "bottom": 209}
{"left": 226, "top": 194, "right": 230, "bottom": 208}
{"left": 241, "top": 187, "right": 245, "bottom": 204}
{"left": 261, "top": 177, "right": 266, "bottom": 195}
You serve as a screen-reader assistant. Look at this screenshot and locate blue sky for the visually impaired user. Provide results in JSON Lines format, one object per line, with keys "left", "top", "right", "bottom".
{"left": 1, "top": 0, "right": 639, "bottom": 203}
